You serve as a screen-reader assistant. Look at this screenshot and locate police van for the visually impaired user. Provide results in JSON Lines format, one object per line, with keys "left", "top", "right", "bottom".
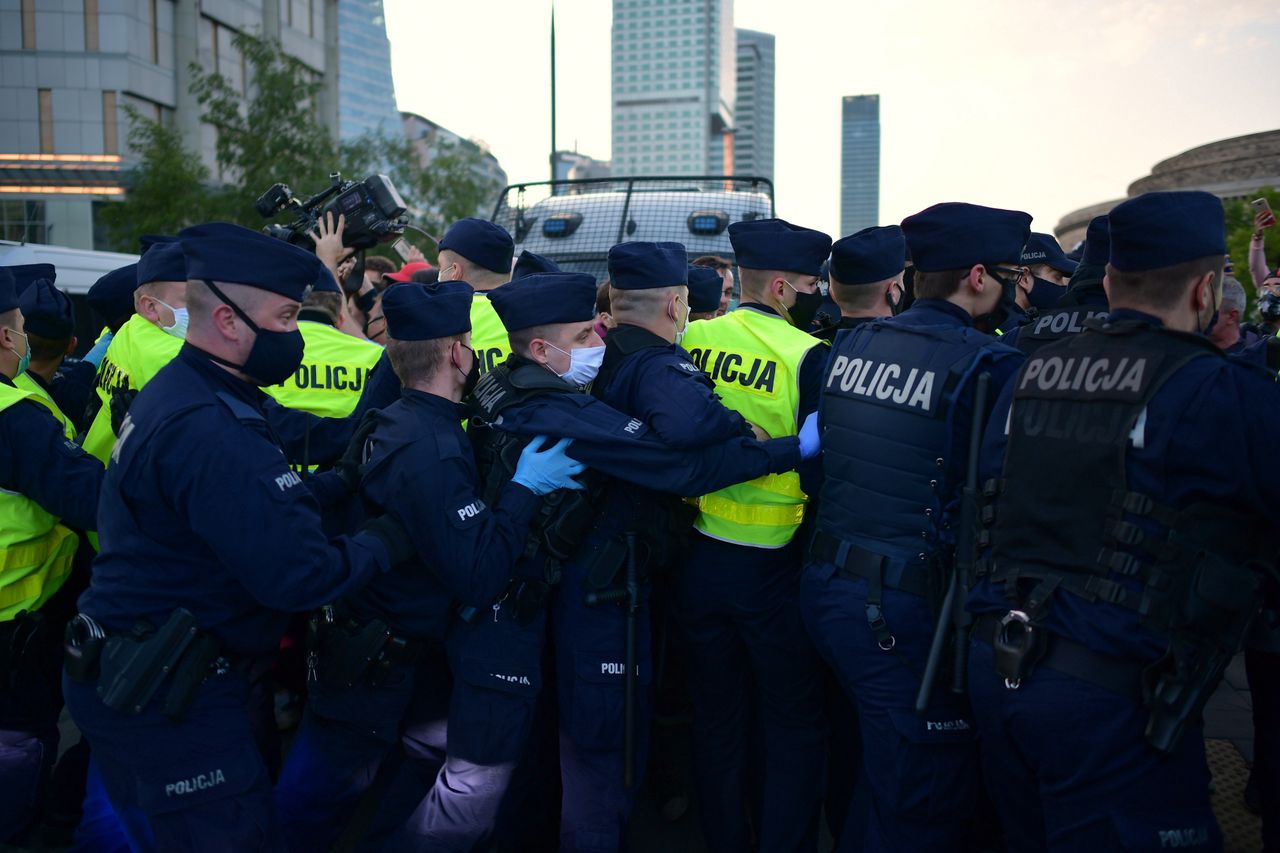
{"left": 490, "top": 176, "right": 774, "bottom": 283}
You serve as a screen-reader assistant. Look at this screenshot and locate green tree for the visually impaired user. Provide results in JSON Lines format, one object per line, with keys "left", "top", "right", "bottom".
{"left": 1224, "top": 187, "right": 1280, "bottom": 299}
{"left": 96, "top": 107, "right": 214, "bottom": 252}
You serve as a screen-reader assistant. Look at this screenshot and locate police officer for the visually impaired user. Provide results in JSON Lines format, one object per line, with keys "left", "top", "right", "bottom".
{"left": 82, "top": 239, "right": 188, "bottom": 463}
{"left": 686, "top": 264, "right": 724, "bottom": 322}
{"left": 437, "top": 217, "right": 516, "bottom": 374}
{"left": 475, "top": 270, "right": 815, "bottom": 852}
{"left": 63, "top": 223, "right": 415, "bottom": 850}
{"left": 513, "top": 249, "right": 561, "bottom": 280}
{"left": 678, "top": 219, "right": 832, "bottom": 853}
{"left": 264, "top": 267, "right": 382, "bottom": 419}
{"left": 799, "top": 202, "right": 1030, "bottom": 852}
{"left": 12, "top": 273, "right": 79, "bottom": 439}
{"left": 86, "top": 263, "right": 139, "bottom": 336}
{"left": 967, "top": 191, "right": 1279, "bottom": 850}
{"left": 0, "top": 267, "right": 104, "bottom": 842}
{"left": 275, "top": 279, "right": 584, "bottom": 852}
{"left": 814, "top": 225, "right": 908, "bottom": 342}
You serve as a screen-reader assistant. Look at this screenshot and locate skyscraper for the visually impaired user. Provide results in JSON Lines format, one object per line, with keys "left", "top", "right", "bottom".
{"left": 733, "top": 28, "right": 774, "bottom": 182}
{"left": 611, "top": 0, "right": 736, "bottom": 177}
{"left": 337, "top": 0, "right": 401, "bottom": 139}
{"left": 840, "top": 94, "right": 881, "bottom": 237}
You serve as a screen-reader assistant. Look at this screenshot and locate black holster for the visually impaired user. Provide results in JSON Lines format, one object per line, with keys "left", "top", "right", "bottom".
{"left": 307, "top": 610, "right": 399, "bottom": 689}
{"left": 95, "top": 608, "right": 220, "bottom": 719}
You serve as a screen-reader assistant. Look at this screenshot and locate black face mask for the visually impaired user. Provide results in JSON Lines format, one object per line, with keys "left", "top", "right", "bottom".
{"left": 896, "top": 267, "right": 916, "bottom": 316}
{"left": 458, "top": 345, "right": 480, "bottom": 398}
{"left": 1201, "top": 309, "right": 1219, "bottom": 338}
{"left": 978, "top": 270, "right": 1020, "bottom": 333}
{"left": 784, "top": 283, "right": 825, "bottom": 330}
{"left": 205, "top": 280, "right": 305, "bottom": 386}
{"left": 1259, "top": 291, "right": 1280, "bottom": 321}
{"left": 1027, "top": 276, "right": 1065, "bottom": 313}
{"left": 355, "top": 288, "right": 378, "bottom": 317}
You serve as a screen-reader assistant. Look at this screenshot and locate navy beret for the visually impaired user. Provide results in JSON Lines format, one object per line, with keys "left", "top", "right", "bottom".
{"left": 488, "top": 272, "right": 597, "bottom": 332}
{"left": 608, "top": 242, "right": 688, "bottom": 290}
{"left": 7, "top": 264, "right": 57, "bottom": 296}
{"left": 313, "top": 265, "right": 342, "bottom": 294}
{"left": 179, "top": 222, "right": 321, "bottom": 302}
{"left": 901, "top": 202, "right": 1033, "bottom": 272}
{"left": 1081, "top": 215, "right": 1110, "bottom": 268}
{"left": 0, "top": 267, "right": 15, "bottom": 314}
{"left": 382, "top": 280, "right": 474, "bottom": 341}
{"left": 136, "top": 240, "right": 187, "bottom": 288}
{"left": 1021, "top": 232, "right": 1077, "bottom": 275}
{"left": 439, "top": 218, "right": 515, "bottom": 274}
{"left": 729, "top": 218, "right": 832, "bottom": 277}
{"left": 512, "top": 250, "right": 561, "bottom": 280}
{"left": 687, "top": 265, "right": 724, "bottom": 313}
{"left": 87, "top": 264, "right": 139, "bottom": 324}
{"left": 18, "top": 277, "right": 74, "bottom": 339}
{"left": 830, "top": 225, "right": 906, "bottom": 286}
{"left": 1108, "top": 191, "right": 1225, "bottom": 273}
{"left": 139, "top": 234, "right": 177, "bottom": 254}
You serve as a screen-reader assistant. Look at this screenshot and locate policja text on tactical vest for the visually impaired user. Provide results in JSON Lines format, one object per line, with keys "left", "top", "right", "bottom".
{"left": 824, "top": 354, "right": 936, "bottom": 411}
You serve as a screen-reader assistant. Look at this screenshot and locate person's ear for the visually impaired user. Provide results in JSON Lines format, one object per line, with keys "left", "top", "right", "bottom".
{"left": 212, "top": 303, "right": 240, "bottom": 341}
{"left": 967, "top": 264, "right": 987, "bottom": 295}
{"left": 66, "top": 336, "right": 78, "bottom": 356}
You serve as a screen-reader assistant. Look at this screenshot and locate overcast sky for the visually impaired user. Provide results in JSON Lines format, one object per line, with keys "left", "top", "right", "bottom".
{"left": 383, "top": 0, "right": 1280, "bottom": 240}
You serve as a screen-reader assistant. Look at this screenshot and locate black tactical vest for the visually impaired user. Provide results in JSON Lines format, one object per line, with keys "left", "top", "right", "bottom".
{"left": 1013, "top": 305, "right": 1110, "bottom": 357}
{"left": 990, "top": 319, "right": 1271, "bottom": 640}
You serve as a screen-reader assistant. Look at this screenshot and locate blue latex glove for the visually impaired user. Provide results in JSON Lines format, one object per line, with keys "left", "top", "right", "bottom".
{"left": 512, "top": 435, "right": 586, "bottom": 496}
{"left": 84, "top": 332, "right": 114, "bottom": 368}
{"left": 798, "top": 411, "right": 821, "bottom": 460}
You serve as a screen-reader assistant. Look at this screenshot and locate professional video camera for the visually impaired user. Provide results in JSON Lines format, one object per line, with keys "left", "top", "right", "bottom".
{"left": 255, "top": 172, "right": 408, "bottom": 251}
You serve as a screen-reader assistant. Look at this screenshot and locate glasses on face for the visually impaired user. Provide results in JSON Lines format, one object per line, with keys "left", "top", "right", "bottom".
{"left": 988, "top": 266, "right": 1028, "bottom": 286}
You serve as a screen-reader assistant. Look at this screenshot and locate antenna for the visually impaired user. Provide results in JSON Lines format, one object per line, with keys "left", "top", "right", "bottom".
{"left": 550, "top": 1, "right": 557, "bottom": 183}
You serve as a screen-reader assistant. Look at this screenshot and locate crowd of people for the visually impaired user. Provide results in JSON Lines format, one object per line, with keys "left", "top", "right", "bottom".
{"left": 0, "top": 189, "right": 1276, "bottom": 853}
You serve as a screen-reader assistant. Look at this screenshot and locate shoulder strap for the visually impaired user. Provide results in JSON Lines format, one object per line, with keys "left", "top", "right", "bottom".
{"left": 215, "top": 391, "right": 266, "bottom": 425}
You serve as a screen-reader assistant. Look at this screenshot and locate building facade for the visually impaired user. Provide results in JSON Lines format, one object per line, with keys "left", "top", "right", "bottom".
{"left": 611, "top": 0, "right": 736, "bottom": 177}
{"left": 553, "top": 150, "right": 613, "bottom": 183}
{"left": 336, "top": 0, "right": 400, "bottom": 140}
{"left": 401, "top": 111, "right": 507, "bottom": 219}
{"left": 0, "top": 0, "right": 339, "bottom": 250}
{"left": 840, "top": 93, "right": 880, "bottom": 237}
{"left": 732, "top": 28, "right": 773, "bottom": 182}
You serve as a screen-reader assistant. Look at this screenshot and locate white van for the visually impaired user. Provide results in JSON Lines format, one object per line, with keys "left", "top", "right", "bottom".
{"left": 491, "top": 177, "right": 775, "bottom": 282}
{"left": 0, "top": 241, "right": 138, "bottom": 295}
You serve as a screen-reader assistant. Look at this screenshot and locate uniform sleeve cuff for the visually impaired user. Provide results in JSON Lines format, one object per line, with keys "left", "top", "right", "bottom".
{"left": 764, "top": 436, "right": 803, "bottom": 473}
{"left": 498, "top": 481, "right": 542, "bottom": 525}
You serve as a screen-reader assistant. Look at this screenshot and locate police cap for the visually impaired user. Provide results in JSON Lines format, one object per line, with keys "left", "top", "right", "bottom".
{"left": 1108, "top": 191, "right": 1227, "bottom": 273}
{"left": 608, "top": 242, "right": 688, "bottom": 290}
{"left": 139, "top": 234, "right": 178, "bottom": 254}
{"left": 901, "top": 202, "right": 1032, "bottom": 272}
{"left": 1081, "top": 215, "right": 1110, "bottom": 267}
{"left": 136, "top": 240, "right": 187, "bottom": 288}
{"left": 729, "top": 218, "right": 832, "bottom": 277}
{"left": 488, "top": 272, "right": 597, "bottom": 332}
{"left": 512, "top": 250, "right": 561, "bottom": 280}
{"left": 87, "top": 264, "right": 139, "bottom": 325}
{"left": 179, "top": 222, "right": 321, "bottom": 302}
{"left": 687, "top": 265, "right": 724, "bottom": 313}
{"left": 18, "top": 277, "right": 74, "bottom": 339}
{"left": 830, "top": 225, "right": 906, "bottom": 285}
{"left": 0, "top": 267, "right": 16, "bottom": 314}
{"left": 382, "top": 280, "right": 473, "bottom": 341}
{"left": 313, "top": 264, "right": 342, "bottom": 294}
{"left": 7, "top": 264, "right": 56, "bottom": 294}
{"left": 439, "top": 218, "right": 515, "bottom": 274}
{"left": 1021, "top": 232, "right": 1077, "bottom": 275}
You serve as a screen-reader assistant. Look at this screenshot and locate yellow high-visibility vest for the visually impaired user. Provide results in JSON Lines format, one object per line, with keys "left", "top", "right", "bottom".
{"left": 14, "top": 372, "right": 74, "bottom": 440}
{"left": 264, "top": 321, "right": 383, "bottom": 418}
{"left": 471, "top": 293, "right": 511, "bottom": 375}
{"left": 0, "top": 383, "right": 78, "bottom": 621}
{"left": 82, "top": 314, "right": 182, "bottom": 464}
{"left": 682, "top": 308, "right": 821, "bottom": 548}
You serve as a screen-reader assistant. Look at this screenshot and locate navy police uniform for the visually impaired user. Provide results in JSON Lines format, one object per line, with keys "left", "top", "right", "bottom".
{"left": 63, "top": 224, "right": 403, "bottom": 851}
{"left": 966, "top": 192, "right": 1280, "bottom": 851}
{"left": 1003, "top": 216, "right": 1111, "bottom": 355}
{"left": 798, "top": 203, "right": 1030, "bottom": 852}
{"left": 815, "top": 225, "right": 908, "bottom": 344}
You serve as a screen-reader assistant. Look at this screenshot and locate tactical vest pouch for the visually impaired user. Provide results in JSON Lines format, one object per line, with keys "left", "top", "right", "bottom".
{"left": 97, "top": 608, "right": 199, "bottom": 715}
{"left": 309, "top": 611, "right": 393, "bottom": 690}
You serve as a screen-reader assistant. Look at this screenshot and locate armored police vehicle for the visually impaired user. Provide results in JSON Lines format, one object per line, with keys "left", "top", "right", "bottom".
{"left": 490, "top": 176, "right": 775, "bottom": 283}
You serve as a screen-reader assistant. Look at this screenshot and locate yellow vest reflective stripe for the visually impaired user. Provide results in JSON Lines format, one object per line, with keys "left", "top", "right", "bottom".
{"left": 14, "top": 372, "right": 74, "bottom": 440}
{"left": 83, "top": 314, "right": 183, "bottom": 465}
{"left": 0, "top": 383, "right": 78, "bottom": 621}
{"left": 471, "top": 293, "right": 510, "bottom": 375}
{"left": 263, "top": 321, "right": 383, "bottom": 418}
{"left": 681, "top": 308, "right": 820, "bottom": 548}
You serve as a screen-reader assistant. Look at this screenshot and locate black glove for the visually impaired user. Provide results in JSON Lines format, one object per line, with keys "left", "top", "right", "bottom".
{"left": 334, "top": 409, "right": 380, "bottom": 494}
{"left": 361, "top": 514, "right": 416, "bottom": 566}
{"left": 109, "top": 388, "right": 138, "bottom": 436}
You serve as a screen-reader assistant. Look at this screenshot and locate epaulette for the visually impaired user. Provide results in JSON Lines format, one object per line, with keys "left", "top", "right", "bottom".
{"left": 214, "top": 391, "right": 266, "bottom": 425}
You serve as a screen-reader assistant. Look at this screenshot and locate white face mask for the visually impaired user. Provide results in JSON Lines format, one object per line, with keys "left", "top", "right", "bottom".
{"left": 674, "top": 297, "right": 691, "bottom": 345}
{"left": 154, "top": 299, "right": 189, "bottom": 340}
{"left": 547, "top": 342, "right": 605, "bottom": 388}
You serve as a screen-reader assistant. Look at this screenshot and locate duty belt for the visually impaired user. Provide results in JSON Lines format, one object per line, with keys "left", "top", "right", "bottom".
{"left": 809, "top": 531, "right": 932, "bottom": 598}
{"left": 973, "top": 614, "right": 1144, "bottom": 702}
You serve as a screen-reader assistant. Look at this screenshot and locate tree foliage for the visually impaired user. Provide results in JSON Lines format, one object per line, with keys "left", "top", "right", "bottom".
{"left": 100, "top": 32, "right": 504, "bottom": 259}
